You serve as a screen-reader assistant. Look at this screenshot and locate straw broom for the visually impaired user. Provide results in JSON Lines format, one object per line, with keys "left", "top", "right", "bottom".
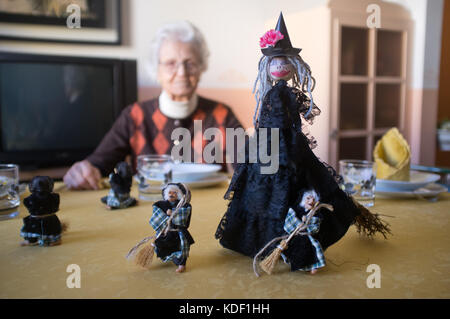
{"left": 125, "top": 195, "right": 187, "bottom": 268}
{"left": 259, "top": 238, "right": 289, "bottom": 275}
{"left": 126, "top": 235, "right": 156, "bottom": 268}
{"left": 254, "top": 202, "right": 334, "bottom": 276}
{"left": 350, "top": 197, "right": 391, "bottom": 239}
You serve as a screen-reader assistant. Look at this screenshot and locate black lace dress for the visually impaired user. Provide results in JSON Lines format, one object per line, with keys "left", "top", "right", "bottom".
{"left": 215, "top": 80, "right": 361, "bottom": 260}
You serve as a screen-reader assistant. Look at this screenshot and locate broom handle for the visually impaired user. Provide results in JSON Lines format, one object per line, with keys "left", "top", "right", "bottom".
{"left": 286, "top": 202, "right": 334, "bottom": 244}
{"left": 252, "top": 207, "right": 316, "bottom": 277}
{"left": 253, "top": 202, "right": 334, "bottom": 277}
{"left": 162, "top": 195, "right": 186, "bottom": 236}
{"left": 127, "top": 195, "right": 187, "bottom": 258}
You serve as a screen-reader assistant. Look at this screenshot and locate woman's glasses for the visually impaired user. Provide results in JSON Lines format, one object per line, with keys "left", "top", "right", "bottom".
{"left": 159, "top": 60, "right": 200, "bottom": 74}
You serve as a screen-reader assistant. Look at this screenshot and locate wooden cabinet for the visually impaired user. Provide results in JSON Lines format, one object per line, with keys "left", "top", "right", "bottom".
{"left": 330, "top": 0, "right": 412, "bottom": 167}
{"left": 282, "top": 0, "right": 412, "bottom": 168}
{"left": 335, "top": 24, "right": 408, "bottom": 166}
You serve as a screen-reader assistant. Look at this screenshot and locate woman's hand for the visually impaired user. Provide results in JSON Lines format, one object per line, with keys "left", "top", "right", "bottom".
{"left": 63, "top": 160, "right": 102, "bottom": 190}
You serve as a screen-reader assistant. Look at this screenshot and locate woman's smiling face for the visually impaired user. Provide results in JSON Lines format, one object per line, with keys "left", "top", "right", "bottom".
{"left": 269, "top": 56, "right": 293, "bottom": 81}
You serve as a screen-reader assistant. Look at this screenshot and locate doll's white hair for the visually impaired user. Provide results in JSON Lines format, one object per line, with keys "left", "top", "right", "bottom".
{"left": 147, "top": 20, "right": 210, "bottom": 81}
{"left": 252, "top": 54, "right": 316, "bottom": 127}
{"left": 163, "top": 184, "right": 183, "bottom": 201}
{"left": 300, "top": 190, "right": 319, "bottom": 208}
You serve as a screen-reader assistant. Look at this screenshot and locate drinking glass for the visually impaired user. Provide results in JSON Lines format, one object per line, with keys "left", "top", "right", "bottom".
{"left": 339, "top": 160, "right": 376, "bottom": 207}
{"left": 137, "top": 155, "right": 173, "bottom": 201}
{"left": 0, "top": 164, "right": 20, "bottom": 220}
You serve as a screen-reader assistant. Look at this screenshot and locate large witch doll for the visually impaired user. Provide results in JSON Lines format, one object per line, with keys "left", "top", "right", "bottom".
{"left": 215, "top": 13, "right": 390, "bottom": 274}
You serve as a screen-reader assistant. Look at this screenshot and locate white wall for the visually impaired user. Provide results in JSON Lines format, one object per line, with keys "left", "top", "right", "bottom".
{"left": 386, "top": 0, "right": 443, "bottom": 90}
{"left": 423, "top": 0, "right": 444, "bottom": 90}
{"left": 0, "top": 0, "right": 330, "bottom": 90}
{"left": 386, "top": 0, "right": 444, "bottom": 165}
{"left": 0, "top": 0, "right": 442, "bottom": 94}
{"left": 0, "top": 0, "right": 444, "bottom": 164}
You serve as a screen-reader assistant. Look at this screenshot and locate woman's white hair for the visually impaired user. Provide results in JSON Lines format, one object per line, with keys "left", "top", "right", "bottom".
{"left": 148, "top": 20, "right": 210, "bottom": 81}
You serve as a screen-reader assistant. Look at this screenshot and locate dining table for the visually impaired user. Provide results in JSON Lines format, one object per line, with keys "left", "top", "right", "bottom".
{"left": 1, "top": 178, "right": 449, "bottom": 299}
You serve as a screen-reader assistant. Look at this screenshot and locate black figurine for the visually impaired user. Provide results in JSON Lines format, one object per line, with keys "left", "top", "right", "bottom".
{"left": 20, "top": 176, "right": 64, "bottom": 246}
{"left": 101, "top": 161, "right": 137, "bottom": 209}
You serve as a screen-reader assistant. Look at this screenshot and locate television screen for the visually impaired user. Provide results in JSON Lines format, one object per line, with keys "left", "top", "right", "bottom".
{"left": 0, "top": 62, "right": 115, "bottom": 152}
{"left": 0, "top": 53, "right": 137, "bottom": 169}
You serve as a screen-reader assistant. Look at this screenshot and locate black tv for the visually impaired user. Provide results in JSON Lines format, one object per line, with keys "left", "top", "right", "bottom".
{"left": 0, "top": 52, "right": 137, "bottom": 168}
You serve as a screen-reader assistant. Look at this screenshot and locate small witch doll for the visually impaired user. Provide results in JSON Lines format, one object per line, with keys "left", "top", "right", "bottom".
{"left": 20, "top": 176, "right": 65, "bottom": 246}
{"left": 101, "top": 161, "right": 137, "bottom": 209}
{"left": 126, "top": 183, "right": 194, "bottom": 273}
{"left": 216, "top": 12, "right": 390, "bottom": 267}
{"left": 254, "top": 190, "right": 333, "bottom": 276}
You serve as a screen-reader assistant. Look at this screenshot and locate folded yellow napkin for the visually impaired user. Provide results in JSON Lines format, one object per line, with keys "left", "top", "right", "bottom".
{"left": 373, "top": 128, "right": 410, "bottom": 181}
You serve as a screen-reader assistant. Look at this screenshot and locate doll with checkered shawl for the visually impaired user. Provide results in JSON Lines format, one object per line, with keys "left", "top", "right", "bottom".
{"left": 215, "top": 13, "right": 390, "bottom": 273}
{"left": 281, "top": 190, "right": 327, "bottom": 274}
{"left": 101, "top": 161, "right": 137, "bottom": 209}
{"left": 150, "top": 183, "right": 194, "bottom": 273}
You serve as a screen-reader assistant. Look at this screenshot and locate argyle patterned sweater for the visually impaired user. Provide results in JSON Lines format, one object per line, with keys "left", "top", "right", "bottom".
{"left": 87, "top": 96, "right": 243, "bottom": 175}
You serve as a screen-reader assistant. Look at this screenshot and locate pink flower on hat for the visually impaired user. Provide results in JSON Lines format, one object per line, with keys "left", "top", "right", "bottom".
{"left": 259, "top": 29, "right": 284, "bottom": 48}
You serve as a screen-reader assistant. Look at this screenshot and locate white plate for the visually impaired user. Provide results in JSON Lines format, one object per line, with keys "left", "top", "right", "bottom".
{"left": 375, "top": 183, "right": 447, "bottom": 199}
{"left": 376, "top": 170, "right": 441, "bottom": 191}
{"left": 170, "top": 163, "right": 222, "bottom": 182}
{"left": 182, "top": 173, "right": 229, "bottom": 188}
{"left": 134, "top": 173, "right": 229, "bottom": 189}
{"left": 139, "top": 163, "right": 222, "bottom": 182}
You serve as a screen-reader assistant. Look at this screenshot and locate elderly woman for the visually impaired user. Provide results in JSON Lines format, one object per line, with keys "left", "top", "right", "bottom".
{"left": 64, "top": 21, "right": 243, "bottom": 190}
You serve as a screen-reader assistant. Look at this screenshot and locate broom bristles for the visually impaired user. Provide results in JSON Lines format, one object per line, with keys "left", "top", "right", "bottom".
{"left": 351, "top": 197, "right": 392, "bottom": 239}
{"left": 259, "top": 240, "right": 288, "bottom": 275}
{"left": 134, "top": 242, "right": 155, "bottom": 268}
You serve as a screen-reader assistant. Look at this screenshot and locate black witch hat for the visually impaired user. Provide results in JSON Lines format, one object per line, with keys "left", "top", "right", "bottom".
{"left": 261, "top": 12, "right": 301, "bottom": 57}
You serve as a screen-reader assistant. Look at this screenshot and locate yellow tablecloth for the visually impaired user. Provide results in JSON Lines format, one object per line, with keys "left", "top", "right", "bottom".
{"left": 1, "top": 181, "right": 449, "bottom": 299}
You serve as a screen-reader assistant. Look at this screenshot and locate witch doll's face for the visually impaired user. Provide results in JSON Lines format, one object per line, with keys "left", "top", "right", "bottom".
{"left": 269, "top": 56, "right": 294, "bottom": 81}
{"left": 167, "top": 189, "right": 179, "bottom": 203}
{"left": 304, "top": 195, "right": 316, "bottom": 210}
